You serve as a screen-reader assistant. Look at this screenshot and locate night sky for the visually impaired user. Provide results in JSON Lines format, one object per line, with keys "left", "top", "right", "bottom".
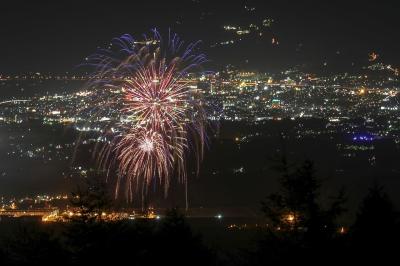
{"left": 1, "top": 0, "right": 399, "bottom": 73}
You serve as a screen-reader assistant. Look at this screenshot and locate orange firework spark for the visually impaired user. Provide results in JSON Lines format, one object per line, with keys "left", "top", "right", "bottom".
{"left": 369, "top": 52, "right": 378, "bottom": 62}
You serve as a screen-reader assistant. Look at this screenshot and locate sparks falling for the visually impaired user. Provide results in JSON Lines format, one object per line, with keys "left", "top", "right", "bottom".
{"left": 81, "top": 29, "right": 209, "bottom": 208}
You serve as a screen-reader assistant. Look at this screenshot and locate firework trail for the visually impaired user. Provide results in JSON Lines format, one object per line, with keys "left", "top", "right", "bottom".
{"left": 79, "top": 29, "right": 209, "bottom": 209}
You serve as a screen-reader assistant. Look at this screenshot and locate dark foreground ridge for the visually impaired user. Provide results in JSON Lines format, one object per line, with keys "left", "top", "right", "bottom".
{"left": 0, "top": 160, "right": 399, "bottom": 265}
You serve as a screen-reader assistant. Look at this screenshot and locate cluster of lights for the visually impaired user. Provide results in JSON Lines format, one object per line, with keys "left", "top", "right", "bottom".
{"left": 352, "top": 135, "right": 375, "bottom": 141}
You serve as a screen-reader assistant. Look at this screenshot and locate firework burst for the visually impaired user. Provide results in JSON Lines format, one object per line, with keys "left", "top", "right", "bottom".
{"left": 79, "top": 29, "right": 209, "bottom": 208}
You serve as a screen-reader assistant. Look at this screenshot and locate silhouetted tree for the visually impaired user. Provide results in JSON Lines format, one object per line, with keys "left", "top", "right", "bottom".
{"left": 3, "top": 225, "right": 68, "bottom": 265}
{"left": 69, "top": 173, "right": 112, "bottom": 221}
{"left": 262, "top": 160, "right": 346, "bottom": 238}
{"left": 62, "top": 208, "right": 215, "bottom": 265}
{"left": 155, "top": 208, "right": 216, "bottom": 265}
{"left": 350, "top": 183, "right": 399, "bottom": 263}
{"left": 256, "top": 159, "right": 347, "bottom": 264}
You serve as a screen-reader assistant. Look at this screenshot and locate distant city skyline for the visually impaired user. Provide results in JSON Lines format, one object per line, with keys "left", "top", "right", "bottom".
{"left": 0, "top": 65, "right": 399, "bottom": 215}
